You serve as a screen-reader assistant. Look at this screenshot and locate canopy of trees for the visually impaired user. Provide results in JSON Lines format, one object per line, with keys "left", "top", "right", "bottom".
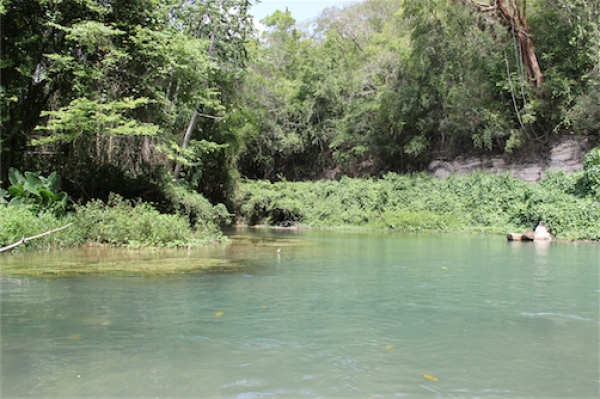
{"left": 2, "top": 0, "right": 252, "bottom": 204}
{"left": 2, "top": 0, "right": 598, "bottom": 203}
{"left": 237, "top": 0, "right": 599, "bottom": 180}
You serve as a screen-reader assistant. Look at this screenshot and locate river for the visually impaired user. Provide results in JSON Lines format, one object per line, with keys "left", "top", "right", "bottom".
{"left": 1, "top": 229, "right": 598, "bottom": 398}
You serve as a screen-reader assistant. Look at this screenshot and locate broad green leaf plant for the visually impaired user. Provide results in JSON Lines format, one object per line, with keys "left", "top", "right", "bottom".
{"left": 4, "top": 168, "right": 69, "bottom": 216}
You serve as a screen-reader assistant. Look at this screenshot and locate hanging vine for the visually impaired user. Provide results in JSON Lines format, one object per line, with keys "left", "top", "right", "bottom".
{"left": 469, "top": 0, "right": 543, "bottom": 87}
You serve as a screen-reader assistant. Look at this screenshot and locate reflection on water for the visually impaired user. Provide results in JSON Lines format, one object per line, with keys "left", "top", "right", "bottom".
{"left": 1, "top": 230, "right": 599, "bottom": 398}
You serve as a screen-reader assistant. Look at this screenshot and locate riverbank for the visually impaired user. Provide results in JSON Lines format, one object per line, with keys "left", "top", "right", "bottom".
{"left": 0, "top": 192, "right": 229, "bottom": 252}
{"left": 1, "top": 167, "right": 598, "bottom": 256}
{"left": 234, "top": 171, "right": 600, "bottom": 241}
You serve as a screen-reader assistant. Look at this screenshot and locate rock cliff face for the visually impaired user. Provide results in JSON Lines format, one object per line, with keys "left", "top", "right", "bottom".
{"left": 428, "top": 138, "right": 593, "bottom": 182}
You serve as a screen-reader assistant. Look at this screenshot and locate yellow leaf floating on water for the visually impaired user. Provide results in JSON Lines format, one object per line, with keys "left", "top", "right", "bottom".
{"left": 214, "top": 312, "right": 224, "bottom": 318}
{"left": 441, "top": 266, "right": 448, "bottom": 270}
{"left": 68, "top": 333, "right": 82, "bottom": 341}
{"left": 422, "top": 373, "right": 438, "bottom": 381}
{"left": 386, "top": 345, "right": 394, "bottom": 350}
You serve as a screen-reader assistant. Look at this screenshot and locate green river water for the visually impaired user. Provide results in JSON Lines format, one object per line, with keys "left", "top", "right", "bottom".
{"left": 1, "top": 230, "right": 598, "bottom": 398}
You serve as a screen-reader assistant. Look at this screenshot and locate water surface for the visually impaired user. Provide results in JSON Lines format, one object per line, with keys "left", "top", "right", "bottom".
{"left": 1, "top": 230, "right": 599, "bottom": 398}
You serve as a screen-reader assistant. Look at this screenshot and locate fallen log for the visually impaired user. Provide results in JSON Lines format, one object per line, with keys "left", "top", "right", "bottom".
{"left": 0, "top": 223, "right": 73, "bottom": 253}
{"left": 507, "top": 229, "right": 535, "bottom": 241}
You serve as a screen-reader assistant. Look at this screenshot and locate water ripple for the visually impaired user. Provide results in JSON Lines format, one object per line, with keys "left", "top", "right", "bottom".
{"left": 521, "top": 312, "right": 596, "bottom": 322}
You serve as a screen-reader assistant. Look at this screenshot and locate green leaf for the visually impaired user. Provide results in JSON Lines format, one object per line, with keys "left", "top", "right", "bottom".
{"left": 24, "top": 172, "right": 42, "bottom": 197}
{"left": 8, "top": 168, "right": 24, "bottom": 186}
{"left": 7, "top": 183, "right": 25, "bottom": 198}
{"left": 8, "top": 197, "right": 26, "bottom": 207}
{"left": 39, "top": 188, "right": 59, "bottom": 202}
{"left": 45, "top": 172, "right": 61, "bottom": 192}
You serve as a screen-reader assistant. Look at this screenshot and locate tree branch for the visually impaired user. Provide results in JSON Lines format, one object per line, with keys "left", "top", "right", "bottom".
{"left": 0, "top": 223, "right": 73, "bottom": 253}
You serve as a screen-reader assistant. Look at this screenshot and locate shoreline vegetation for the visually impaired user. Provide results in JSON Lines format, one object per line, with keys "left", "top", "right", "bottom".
{"left": 1, "top": 167, "right": 599, "bottom": 276}
{"left": 1, "top": 168, "right": 599, "bottom": 255}
{"left": 234, "top": 170, "right": 599, "bottom": 241}
{"left": 0, "top": 185, "right": 232, "bottom": 253}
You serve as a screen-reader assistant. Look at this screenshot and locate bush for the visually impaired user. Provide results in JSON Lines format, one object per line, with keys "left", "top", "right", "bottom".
{"left": 235, "top": 171, "right": 600, "bottom": 240}
{"left": 0, "top": 185, "right": 229, "bottom": 250}
{"left": 73, "top": 194, "right": 209, "bottom": 247}
{"left": 165, "top": 185, "right": 231, "bottom": 236}
{"left": 0, "top": 206, "right": 76, "bottom": 249}
{"left": 583, "top": 147, "right": 600, "bottom": 197}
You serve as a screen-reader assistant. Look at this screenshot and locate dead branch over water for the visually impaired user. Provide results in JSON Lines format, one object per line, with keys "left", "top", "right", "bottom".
{"left": 0, "top": 223, "right": 73, "bottom": 253}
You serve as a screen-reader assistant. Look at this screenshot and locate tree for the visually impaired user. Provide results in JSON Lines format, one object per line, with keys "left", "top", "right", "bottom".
{"left": 1, "top": 0, "right": 254, "bottom": 205}
{"left": 172, "top": 0, "right": 254, "bottom": 182}
{"left": 469, "top": 0, "right": 543, "bottom": 87}
{"left": 1, "top": 0, "right": 104, "bottom": 184}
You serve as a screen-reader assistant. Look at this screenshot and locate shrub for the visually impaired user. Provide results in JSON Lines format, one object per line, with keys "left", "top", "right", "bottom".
{"left": 583, "top": 147, "right": 600, "bottom": 197}
{"left": 0, "top": 206, "right": 75, "bottom": 249}
{"left": 165, "top": 185, "right": 231, "bottom": 236}
{"left": 235, "top": 172, "right": 600, "bottom": 240}
{"left": 74, "top": 194, "right": 204, "bottom": 247}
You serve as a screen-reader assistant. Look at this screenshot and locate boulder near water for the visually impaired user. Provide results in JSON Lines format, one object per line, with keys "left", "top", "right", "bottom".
{"left": 534, "top": 222, "right": 552, "bottom": 241}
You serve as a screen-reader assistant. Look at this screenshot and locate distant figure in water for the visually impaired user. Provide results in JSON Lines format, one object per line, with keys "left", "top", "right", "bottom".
{"left": 534, "top": 221, "right": 552, "bottom": 241}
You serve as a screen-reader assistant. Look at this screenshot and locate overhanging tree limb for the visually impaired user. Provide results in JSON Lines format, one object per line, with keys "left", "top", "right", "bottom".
{"left": 172, "top": 110, "right": 226, "bottom": 180}
{"left": 0, "top": 223, "right": 73, "bottom": 253}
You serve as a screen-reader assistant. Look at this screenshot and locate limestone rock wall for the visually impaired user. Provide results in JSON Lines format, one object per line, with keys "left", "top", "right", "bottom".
{"left": 428, "top": 138, "right": 593, "bottom": 182}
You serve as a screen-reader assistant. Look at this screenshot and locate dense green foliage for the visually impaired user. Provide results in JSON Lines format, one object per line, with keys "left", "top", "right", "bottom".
{"left": 582, "top": 146, "right": 600, "bottom": 196}
{"left": 235, "top": 168, "right": 600, "bottom": 240}
{"left": 237, "top": 0, "right": 599, "bottom": 179}
{"left": 0, "top": 191, "right": 228, "bottom": 250}
{"left": 2, "top": 168, "right": 69, "bottom": 215}
{"left": 1, "top": 0, "right": 252, "bottom": 204}
{"left": 73, "top": 194, "right": 213, "bottom": 247}
{"left": 2, "top": 0, "right": 599, "bottom": 248}
{"left": 4, "top": 0, "right": 597, "bottom": 196}
{"left": 0, "top": 206, "right": 77, "bottom": 248}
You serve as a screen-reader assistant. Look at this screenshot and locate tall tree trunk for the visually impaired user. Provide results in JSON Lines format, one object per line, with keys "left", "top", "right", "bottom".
{"left": 468, "top": 0, "right": 543, "bottom": 87}
{"left": 495, "top": 0, "right": 543, "bottom": 87}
